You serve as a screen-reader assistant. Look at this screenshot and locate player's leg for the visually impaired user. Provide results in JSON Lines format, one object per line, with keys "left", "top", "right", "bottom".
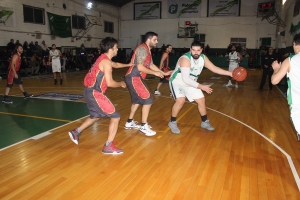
{"left": 290, "top": 105, "right": 300, "bottom": 141}
{"left": 125, "top": 104, "right": 140, "bottom": 129}
{"left": 102, "top": 116, "right": 123, "bottom": 154}
{"left": 14, "top": 73, "right": 33, "bottom": 98}
{"left": 154, "top": 81, "right": 163, "bottom": 95}
{"left": 259, "top": 69, "right": 268, "bottom": 90}
{"left": 59, "top": 72, "right": 63, "bottom": 85}
{"left": 194, "top": 97, "right": 214, "bottom": 131}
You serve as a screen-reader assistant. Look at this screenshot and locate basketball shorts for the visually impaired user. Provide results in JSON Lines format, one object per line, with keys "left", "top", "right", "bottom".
{"left": 7, "top": 70, "right": 22, "bottom": 88}
{"left": 290, "top": 104, "right": 300, "bottom": 134}
{"left": 169, "top": 81, "right": 204, "bottom": 102}
{"left": 84, "top": 88, "right": 120, "bottom": 119}
{"left": 52, "top": 60, "right": 61, "bottom": 73}
{"left": 229, "top": 63, "right": 239, "bottom": 72}
{"left": 125, "top": 76, "right": 153, "bottom": 105}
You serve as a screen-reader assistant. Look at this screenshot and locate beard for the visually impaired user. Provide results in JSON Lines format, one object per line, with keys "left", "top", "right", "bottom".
{"left": 191, "top": 53, "right": 200, "bottom": 59}
{"left": 149, "top": 42, "right": 157, "bottom": 49}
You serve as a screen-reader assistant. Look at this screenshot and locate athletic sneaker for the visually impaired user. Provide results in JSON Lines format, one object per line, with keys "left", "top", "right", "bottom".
{"left": 24, "top": 92, "right": 33, "bottom": 99}
{"left": 168, "top": 121, "right": 180, "bottom": 134}
{"left": 102, "top": 142, "right": 123, "bottom": 154}
{"left": 124, "top": 120, "right": 140, "bottom": 129}
{"left": 297, "top": 133, "right": 300, "bottom": 141}
{"left": 139, "top": 123, "right": 156, "bottom": 136}
{"left": 154, "top": 90, "right": 161, "bottom": 95}
{"left": 2, "top": 97, "right": 13, "bottom": 104}
{"left": 68, "top": 129, "right": 80, "bottom": 145}
{"left": 235, "top": 83, "right": 238, "bottom": 88}
{"left": 225, "top": 82, "right": 233, "bottom": 87}
{"left": 201, "top": 120, "right": 215, "bottom": 131}
{"left": 170, "top": 92, "right": 172, "bottom": 96}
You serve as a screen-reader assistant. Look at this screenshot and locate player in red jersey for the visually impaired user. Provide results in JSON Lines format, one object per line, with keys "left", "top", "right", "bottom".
{"left": 68, "top": 37, "right": 132, "bottom": 154}
{"left": 2, "top": 44, "right": 33, "bottom": 104}
{"left": 154, "top": 44, "right": 173, "bottom": 95}
{"left": 124, "top": 32, "right": 172, "bottom": 136}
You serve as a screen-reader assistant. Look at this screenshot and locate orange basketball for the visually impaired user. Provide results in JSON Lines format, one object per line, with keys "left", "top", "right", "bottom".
{"left": 232, "top": 67, "right": 247, "bottom": 82}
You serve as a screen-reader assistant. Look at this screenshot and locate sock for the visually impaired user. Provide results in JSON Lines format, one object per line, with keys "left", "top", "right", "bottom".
{"left": 228, "top": 80, "right": 232, "bottom": 84}
{"left": 105, "top": 141, "right": 111, "bottom": 146}
{"left": 141, "top": 123, "right": 146, "bottom": 126}
{"left": 23, "top": 92, "right": 27, "bottom": 96}
{"left": 170, "top": 116, "right": 177, "bottom": 122}
{"left": 127, "top": 119, "right": 133, "bottom": 123}
{"left": 77, "top": 128, "right": 82, "bottom": 134}
{"left": 201, "top": 115, "right": 207, "bottom": 122}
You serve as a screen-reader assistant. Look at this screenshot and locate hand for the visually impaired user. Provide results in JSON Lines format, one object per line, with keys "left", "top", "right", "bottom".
{"left": 163, "top": 70, "right": 173, "bottom": 76}
{"left": 272, "top": 60, "right": 281, "bottom": 73}
{"left": 200, "top": 85, "right": 213, "bottom": 94}
{"left": 264, "top": 65, "right": 269, "bottom": 68}
{"left": 120, "top": 81, "right": 126, "bottom": 88}
{"left": 128, "top": 62, "right": 134, "bottom": 67}
{"left": 14, "top": 73, "right": 18, "bottom": 79}
{"left": 154, "top": 71, "right": 164, "bottom": 78}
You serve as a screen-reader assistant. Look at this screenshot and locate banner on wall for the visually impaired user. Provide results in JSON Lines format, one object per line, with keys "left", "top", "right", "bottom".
{"left": 134, "top": 2, "right": 161, "bottom": 20}
{"left": 208, "top": 0, "right": 240, "bottom": 17}
{"left": 0, "top": 7, "right": 14, "bottom": 27}
{"left": 47, "top": 12, "right": 72, "bottom": 38}
{"left": 168, "top": 0, "right": 202, "bottom": 18}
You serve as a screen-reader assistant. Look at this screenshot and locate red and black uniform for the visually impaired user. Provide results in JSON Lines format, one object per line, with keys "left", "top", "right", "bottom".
{"left": 125, "top": 43, "right": 153, "bottom": 105}
{"left": 159, "top": 51, "right": 170, "bottom": 82}
{"left": 83, "top": 54, "right": 119, "bottom": 118}
{"left": 7, "top": 53, "right": 23, "bottom": 87}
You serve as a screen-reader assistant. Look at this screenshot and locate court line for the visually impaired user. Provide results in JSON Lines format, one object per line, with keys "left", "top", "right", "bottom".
{"left": 0, "top": 111, "right": 71, "bottom": 123}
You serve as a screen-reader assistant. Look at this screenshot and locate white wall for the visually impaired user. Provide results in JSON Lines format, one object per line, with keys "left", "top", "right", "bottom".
{"left": 119, "top": 0, "right": 279, "bottom": 49}
{"left": 0, "top": 0, "right": 120, "bottom": 48}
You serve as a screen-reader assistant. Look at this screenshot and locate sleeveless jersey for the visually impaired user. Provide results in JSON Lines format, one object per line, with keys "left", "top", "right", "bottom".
{"left": 229, "top": 51, "right": 239, "bottom": 67}
{"left": 84, "top": 54, "right": 110, "bottom": 93}
{"left": 8, "top": 54, "right": 21, "bottom": 71}
{"left": 170, "top": 52, "right": 205, "bottom": 86}
{"left": 50, "top": 49, "right": 60, "bottom": 62}
{"left": 125, "top": 43, "right": 152, "bottom": 79}
{"left": 162, "top": 52, "right": 170, "bottom": 72}
{"left": 287, "top": 53, "right": 300, "bottom": 106}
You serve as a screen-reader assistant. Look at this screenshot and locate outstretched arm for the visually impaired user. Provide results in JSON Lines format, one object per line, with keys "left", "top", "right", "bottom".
{"left": 112, "top": 61, "right": 133, "bottom": 69}
{"left": 204, "top": 55, "right": 232, "bottom": 77}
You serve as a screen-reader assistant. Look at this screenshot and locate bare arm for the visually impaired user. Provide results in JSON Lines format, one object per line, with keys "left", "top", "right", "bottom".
{"left": 271, "top": 59, "right": 289, "bottom": 85}
{"left": 237, "top": 52, "right": 243, "bottom": 62}
{"left": 204, "top": 55, "right": 232, "bottom": 77}
{"left": 112, "top": 61, "right": 133, "bottom": 69}
{"left": 159, "top": 53, "right": 168, "bottom": 69}
{"left": 11, "top": 55, "right": 18, "bottom": 78}
{"left": 102, "top": 60, "right": 126, "bottom": 88}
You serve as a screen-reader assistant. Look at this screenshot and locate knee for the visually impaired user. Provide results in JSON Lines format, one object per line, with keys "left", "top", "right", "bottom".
{"left": 175, "top": 99, "right": 185, "bottom": 107}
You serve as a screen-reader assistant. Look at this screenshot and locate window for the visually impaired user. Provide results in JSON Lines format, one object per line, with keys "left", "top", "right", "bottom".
{"left": 260, "top": 37, "right": 271, "bottom": 46}
{"left": 294, "top": 0, "right": 300, "bottom": 17}
{"left": 72, "top": 15, "right": 86, "bottom": 29}
{"left": 23, "top": 5, "right": 45, "bottom": 24}
{"left": 104, "top": 21, "right": 114, "bottom": 33}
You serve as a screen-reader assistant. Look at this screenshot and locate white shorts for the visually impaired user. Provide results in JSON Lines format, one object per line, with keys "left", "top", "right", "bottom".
{"left": 52, "top": 61, "right": 61, "bottom": 72}
{"left": 170, "top": 81, "right": 204, "bottom": 102}
{"left": 229, "top": 63, "right": 239, "bottom": 72}
{"left": 291, "top": 104, "right": 300, "bottom": 134}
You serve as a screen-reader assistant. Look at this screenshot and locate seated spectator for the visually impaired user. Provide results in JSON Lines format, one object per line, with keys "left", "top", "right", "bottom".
{"left": 6, "top": 39, "right": 15, "bottom": 53}
{"left": 29, "top": 54, "right": 39, "bottom": 75}
{"left": 40, "top": 40, "right": 49, "bottom": 56}
{"left": 35, "top": 41, "right": 43, "bottom": 56}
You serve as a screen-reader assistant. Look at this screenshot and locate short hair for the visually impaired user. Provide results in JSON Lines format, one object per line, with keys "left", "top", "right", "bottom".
{"left": 166, "top": 44, "right": 172, "bottom": 48}
{"left": 191, "top": 40, "right": 203, "bottom": 48}
{"left": 52, "top": 44, "right": 56, "bottom": 47}
{"left": 144, "top": 31, "right": 158, "bottom": 42}
{"left": 14, "top": 44, "right": 23, "bottom": 53}
{"left": 293, "top": 33, "right": 300, "bottom": 45}
{"left": 100, "top": 37, "right": 118, "bottom": 53}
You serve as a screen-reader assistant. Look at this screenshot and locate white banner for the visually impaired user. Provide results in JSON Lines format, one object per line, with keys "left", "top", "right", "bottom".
{"left": 208, "top": 0, "right": 240, "bottom": 17}
{"left": 168, "top": 0, "right": 201, "bottom": 18}
{"left": 134, "top": 2, "right": 161, "bottom": 20}
{"left": 0, "top": 7, "right": 14, "bottom": 27}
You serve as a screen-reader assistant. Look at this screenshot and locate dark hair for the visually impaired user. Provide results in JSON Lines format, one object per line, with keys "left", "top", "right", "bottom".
{"left": 144, "top": 31, "right": 158, "bottom": 42}
{"left": 14, "top": 44, "right": 23, "bottom": 54}
{"left": 100, "top": 37, "right": 118, "bottom": 53}
{"left": 166, "top": 44, "right": 172, "bottom": 48}
{"left": 191, "top": 40, "right": 203, "bottom": 48}
{"left": 52, "top": 44, "right": 56, "bottom": 47}
{"left": 293, "top": 33, "right": 300, "bottom": 45}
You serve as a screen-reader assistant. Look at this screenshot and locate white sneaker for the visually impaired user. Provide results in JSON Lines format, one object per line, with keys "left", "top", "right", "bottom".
{"left": 225, "top": 82, "right": 233, "bottom": 87}
{"left": 235, "top": 83, "right": 238, "bottom": 88}
{"left": 124, "top": 120, "right": 140, "bottom": 129}
{"left": 154, "top": 90, "right": 161, "bottom": 95}
{"left": 139, "top": 123, "right": 156, "bottom": 136}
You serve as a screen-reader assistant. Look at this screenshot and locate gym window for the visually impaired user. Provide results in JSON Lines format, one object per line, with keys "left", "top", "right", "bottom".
{"left": 104, "top": 21, "right": 114, "bottom": 33}
{"left": 23, "top": 5, "right": 45, "bottom": 25}
{"left": 72, "top": 15, "right": 86, "bottom": 29}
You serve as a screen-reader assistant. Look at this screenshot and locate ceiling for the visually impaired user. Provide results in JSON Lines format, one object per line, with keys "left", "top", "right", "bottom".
{"left": 94, "top": 0, "right": 134, "bottom": 7}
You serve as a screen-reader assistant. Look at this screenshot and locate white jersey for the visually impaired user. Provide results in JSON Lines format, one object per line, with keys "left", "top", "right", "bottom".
{"left": 287, "top": 53, "right": 300, "bottom": 106}
{"left": 229, "top": 51, "right": 239, "bottom": 67}
{"left": 170, "top": 52, "right": 205, "bottom": 86}
{"left": 50, "top": 49, "right": 60, "bottom": 62}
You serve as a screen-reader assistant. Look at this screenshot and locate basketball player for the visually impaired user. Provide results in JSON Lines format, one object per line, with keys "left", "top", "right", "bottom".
{"left": 271, "top": 33, "right": 300, "bottom": 141}
{"left": 168, "top": 41, "right": 232, "bottom": 134}
{"left": 49, "top": 44, "right": 63, "bottom": 85}
{"left": 124, "top": 32, "right": 172, "bottom": 136}
{"left": 154, "top": 44, "right": 172, "bottom": 95}
{"left": 68, "top": 37, "right": 131, "bottom": 154}
{"left": 2, "top": 44, "right": 33, "bottom": 104}
{"left": 225, "top": 45, "right": 242, "bottom": 88}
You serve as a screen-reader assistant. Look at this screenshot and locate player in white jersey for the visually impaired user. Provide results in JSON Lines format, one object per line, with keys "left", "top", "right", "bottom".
{"left": 49, "top": 44, "right": 63, "bottom": 85}
{"left": 225, "top": 45, "right": 242, "bottom": 88}
{"left": 271, "top": 33, "right": 300, "bottom": 141}
{"left": 168, "top": 41, "right": 232, "bottom": 134}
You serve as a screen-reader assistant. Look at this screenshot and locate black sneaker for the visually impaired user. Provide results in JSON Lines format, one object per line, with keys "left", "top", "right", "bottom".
{"left": 2, "top": 97, "right": 13, "bottom": 104}
{"left": 297, "top": 133, "right": 300, "bottom": 141}
{"left": 24, "top": 92, "right": 33, "bottom": 99}
{"left": 60, "top": 79, "right": 63, "bottom": 85}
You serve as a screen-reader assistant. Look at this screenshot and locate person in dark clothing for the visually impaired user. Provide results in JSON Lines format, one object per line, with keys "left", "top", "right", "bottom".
{"left": 259, "top": 47, "right": 277, "bottom": 90}
{"left": 6, "top": 39, "right": 15, "bottom": 53}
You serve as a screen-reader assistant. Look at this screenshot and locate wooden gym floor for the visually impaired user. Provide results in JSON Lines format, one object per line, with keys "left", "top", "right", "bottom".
{"left": 0, "top": 68, "right": 299, "bottom": 199}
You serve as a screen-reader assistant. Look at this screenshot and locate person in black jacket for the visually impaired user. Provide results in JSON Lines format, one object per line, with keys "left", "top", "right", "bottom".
{"left": 259, "top": 47, "right": 277, "bottom": 90}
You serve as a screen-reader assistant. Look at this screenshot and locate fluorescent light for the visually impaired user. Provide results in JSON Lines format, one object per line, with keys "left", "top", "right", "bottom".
{"left": 87, "top": 2, "right": 93, "bottom": 9}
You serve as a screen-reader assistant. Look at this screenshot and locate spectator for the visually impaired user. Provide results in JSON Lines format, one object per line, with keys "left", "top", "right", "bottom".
{"left": 205, "top": 44, "right": 210, "bottom": 56}
{"left": 6, "top": 39, "right": 15, "bottom": 53}
{"left": 40, "top": 41, "right": 49, "bottom": 56}
{"left": 35, "top": 41, "right": 43, "bottom": 56}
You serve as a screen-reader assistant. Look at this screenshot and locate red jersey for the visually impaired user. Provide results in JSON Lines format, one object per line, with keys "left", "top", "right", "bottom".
{"left": 8, "top": 54, "right": 21, "bottom": 71}
{"left": 125, "top": 43, "right": 152, "bottom": 79}
{"left": 84, "top": 54, "right": 110, "bottom": 93}
{"left": 161, "top": 52, "right": 170, "bottom": 72}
